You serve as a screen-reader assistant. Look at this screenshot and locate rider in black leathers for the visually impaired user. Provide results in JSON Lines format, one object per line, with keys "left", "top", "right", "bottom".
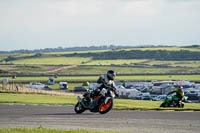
{"left": 83, "top": 70, "right": 117, "bottom": 105}
{"left": 96, "top": 70, "right": 116, "bottom": 91}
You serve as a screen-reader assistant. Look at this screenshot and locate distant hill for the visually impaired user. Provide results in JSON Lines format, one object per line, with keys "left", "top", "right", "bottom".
{"left": 2, "top": 45, "right": 200, "bottom": 62}
{"left": 0, "top": 45, "right": 134, "bottom": 54}
{"left": 0, "top": 45, "right": 175, "bottom": 54}
{"left": 63, "top": 49, "right": 200, "bottom": 61}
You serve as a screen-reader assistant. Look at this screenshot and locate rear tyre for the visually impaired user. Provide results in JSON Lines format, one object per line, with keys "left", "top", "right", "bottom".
{"left": 74, "top": 102, "right": 86, "bottom": 114}
{"left": 99, "top": 99, "right": 113, "bottom": 114}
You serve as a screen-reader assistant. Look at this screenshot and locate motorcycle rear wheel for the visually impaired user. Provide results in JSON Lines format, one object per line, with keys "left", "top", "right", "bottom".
{"left": 74, "top": 102, "right": 86, "bottom": 114}
{"left": 99, "top": 99, "right": 113, "bottom": 114}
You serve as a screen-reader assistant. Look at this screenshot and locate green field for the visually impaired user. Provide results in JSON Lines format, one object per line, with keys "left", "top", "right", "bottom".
{"left": 51, "top": 66, "right": 179, "bottom": 75}
{"left": 14, "top": 53, "right": 35, "bottom": 58}
{"left": 0, "top": 65, "right": 69, "bottom": 73}
{"left": 0, "top": 93, "right": 200, "bottom": 110}
{"left": 143, "top": 60, "right": 200, "bottom": 68}
{"left": 58, "top": 65, "right": 200, "bottom": 75}
{"left": 15, "top": 65, "right": 56, "bottom": 72}
{"left": 11, "top": 57, "right": 92, "bottom": 65}
{"left": 1, "top": 63, "right": 200, "bottom": 75}
{"left": 133, "top": 46, "right": 200, "bottom": 52}
{"left": 43, "top": 49, "right": 111, "bottom": 55}
{"left": 81, "top": 46, "right": 200, "bottom": 52}
{"left": 0, "top": 127, "right": 125, "bottom": 133}
{"left": 84, "top": 59, "right": 148, "bottom": 65}
{"left": 5, "top": 56, "right": 200, "bottom": 67}
{"left": 0, "top": 55, "right": 9, "bottom": 60}
{"left": 4, "top": 59, "right": 200, "bottom": 72}
{"left": 1, "top": 46, "right": 200, "bottom": 76}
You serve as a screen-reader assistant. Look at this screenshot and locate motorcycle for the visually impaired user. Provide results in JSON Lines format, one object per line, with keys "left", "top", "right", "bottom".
{"left": 160, "top": 94, "right": 188, "bottom": 108}
{"left": 74, "top": 83, "right": 117, "bottom": 114}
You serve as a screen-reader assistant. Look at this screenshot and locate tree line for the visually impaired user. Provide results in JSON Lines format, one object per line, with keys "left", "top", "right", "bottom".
{"left": 63, "top": 50, "right": 200, "bottom": 61}
{"left": 2, "top": 49, "right": 200, "bottom": 62}
{"left": 0, "top": 45, "right": 129, "bottom": 54}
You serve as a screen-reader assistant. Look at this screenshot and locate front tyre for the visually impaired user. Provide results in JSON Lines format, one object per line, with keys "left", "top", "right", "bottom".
{"left": 160, "top": 102, "right": 166, "bottom": 107}
{"left": 178, "top": 102, "right": 184, "bottom": 108}
{"left": 181, "top": 102, "right": 184, "bottom": 108}
{"left": 74, "top": 102, "right": 86, "bottom": 114}
{"left": 99, "top": 99, "right": 113, "bottom": 114}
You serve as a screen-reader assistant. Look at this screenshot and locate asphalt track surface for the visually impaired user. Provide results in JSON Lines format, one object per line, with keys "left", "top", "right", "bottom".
{"left": 0, "top": 105, "right": 200, "bottom": 133}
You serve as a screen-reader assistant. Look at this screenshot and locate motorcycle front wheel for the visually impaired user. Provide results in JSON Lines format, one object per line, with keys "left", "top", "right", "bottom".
{"left": 74, "top": 102, "right": 86, "bottom": 114}
{"left": 99, "top": 99, "right": 113, "bottom": 114}
{"left": 160, "top": 102, "right": 166, "bottom": 107}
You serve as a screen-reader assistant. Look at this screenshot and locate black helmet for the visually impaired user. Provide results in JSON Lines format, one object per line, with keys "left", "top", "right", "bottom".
{"left": 107, "top": 70, "right": 116, "bottom": 80}
{"left": 178, "top": 86, "right": 183, "bottom": 91}
{"left": 179, "top": 86, "right": 183, "bottom": 89}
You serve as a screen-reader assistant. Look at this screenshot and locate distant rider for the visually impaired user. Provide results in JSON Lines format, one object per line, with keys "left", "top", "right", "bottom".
{"left": 167, "top": 86, "right": 184, "bottom": 102}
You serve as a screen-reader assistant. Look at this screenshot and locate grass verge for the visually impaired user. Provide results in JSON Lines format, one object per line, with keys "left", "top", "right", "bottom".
{"left": 0, "top": 127, "right": 126, "bottom": 133}
{"left": 0, "top": 93, "right": 200, "bottom": 111}
{"left": 0, "top": 93, "right": 77, "bottom": 105}
{"left": 114, "top": 99, "right": 200, "bottom": 111}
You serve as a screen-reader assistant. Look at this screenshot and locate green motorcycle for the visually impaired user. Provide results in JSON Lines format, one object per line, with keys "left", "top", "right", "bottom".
{"left": 160, "top": 95, "right": 188, "bottom": 108}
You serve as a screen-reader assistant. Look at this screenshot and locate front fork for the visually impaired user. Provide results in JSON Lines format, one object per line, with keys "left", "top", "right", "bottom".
{"left": 77, "top": 96, "right": 88, "bottom": 108}
{"left": 104, "top": 97, "right": 112, "bottom": 104}
{"left": 77, "top": 96, "right": 82, "bottom": 102}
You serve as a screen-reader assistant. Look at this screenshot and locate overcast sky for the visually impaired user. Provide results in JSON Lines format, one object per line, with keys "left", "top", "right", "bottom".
{"left": 0, "top": 0, "right": 200, "bottom": 51}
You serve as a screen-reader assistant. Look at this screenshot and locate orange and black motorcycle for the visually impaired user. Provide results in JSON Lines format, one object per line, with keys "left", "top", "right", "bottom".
{"left": 74, "top": 84, "right": 117, "bottom": 114}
